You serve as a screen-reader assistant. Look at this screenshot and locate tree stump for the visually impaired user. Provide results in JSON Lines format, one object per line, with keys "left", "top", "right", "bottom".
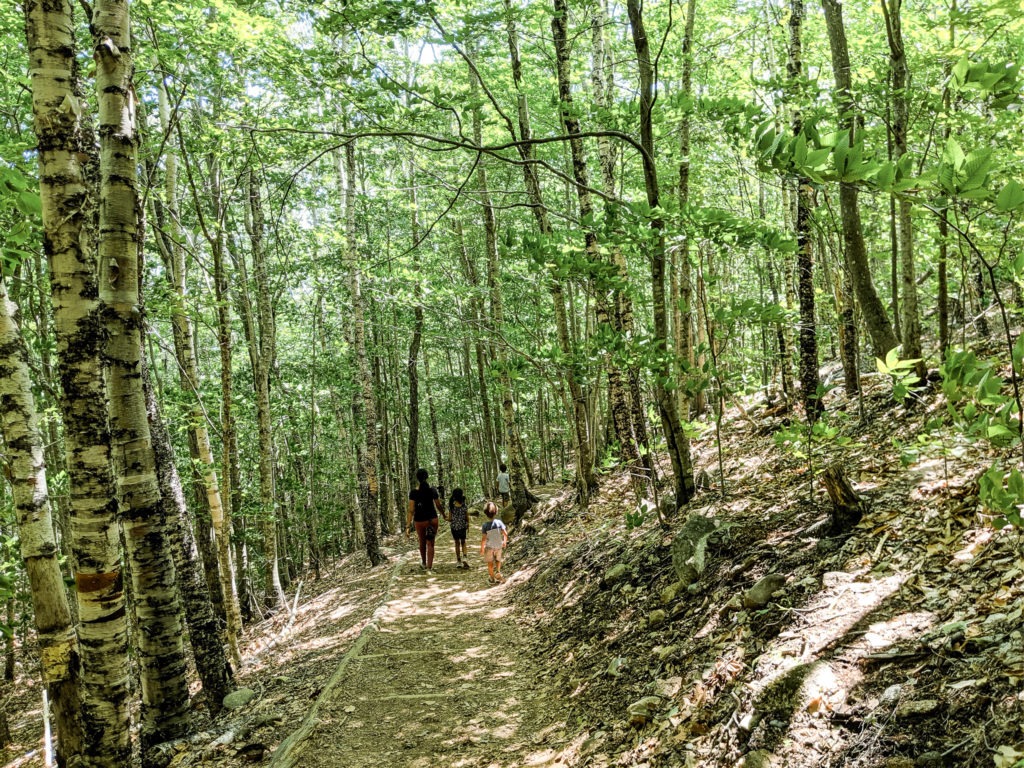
{"left": 821, "top": 463, "right": 864, "bottom": 534}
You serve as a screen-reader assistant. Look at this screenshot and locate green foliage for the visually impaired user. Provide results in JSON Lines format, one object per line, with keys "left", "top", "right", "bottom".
{"left": 625, "top": 498, "right": 654, "bottom": 530}
{"left": 995, "top": 180, "right": 1024, "bottom": 212}
{"left": 773, "top": 409, "right": 856, "bottom": 462}
{"left": 979, "top": 465, "right": 1024, "bottom": 529}
{"left": 935, "top": 138, "right": 994, "bottom": 199}
{"left": 0, "top": 166, "right": 41, "bottom": 277}
{"left": 940, "top": 348, "right": 1024, "bottom": 527}
{"left": 941, "top": 349, "right": 1022, "bottom": 448}
{"left": 949, "top": 55, "right": 1021, "bottom": 108}
{"left": 876, "top": 349, "right": 924, "bottom": 402}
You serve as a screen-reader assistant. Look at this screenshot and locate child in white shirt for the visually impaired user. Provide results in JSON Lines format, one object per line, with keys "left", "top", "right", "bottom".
{"left": 480, "top": 501, "right": 508, "bottom": 584}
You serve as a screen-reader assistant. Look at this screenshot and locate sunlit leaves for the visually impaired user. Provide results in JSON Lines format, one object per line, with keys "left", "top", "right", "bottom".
{"left": 995, "top": 180, "right": 1024, "bottom": 212}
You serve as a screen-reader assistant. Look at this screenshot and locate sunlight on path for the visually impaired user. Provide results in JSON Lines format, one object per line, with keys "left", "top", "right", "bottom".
{"left": 282, "top": 548, "right": 565, "bottom": 768}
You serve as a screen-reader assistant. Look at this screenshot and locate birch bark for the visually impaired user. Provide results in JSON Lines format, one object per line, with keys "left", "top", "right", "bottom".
{"left": 0, "top": 278, "right": 82, "bottom": 764}
{"left": 92, "top": 0, "right": 191, "bottom": 751}
{"left": 25, "top": 0, "right": 131, "bottom": 761}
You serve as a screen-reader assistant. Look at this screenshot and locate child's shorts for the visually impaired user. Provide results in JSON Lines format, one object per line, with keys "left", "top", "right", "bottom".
{"left": 484, "top": 547, "right": 503, "bottom": 564}
{"left": 451, "top": 527, "right": 467, "bottom": 542}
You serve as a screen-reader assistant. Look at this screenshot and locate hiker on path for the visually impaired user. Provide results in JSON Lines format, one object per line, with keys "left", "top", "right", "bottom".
{"left": 407, "top": 468, "right": 443, "bottom": 572}
{"left": 446, "top": 488, "right": 471, "bottom": 569}
{"left": 496, "top": 463, "right": 511, "bottom": 508}
{"left": 480, "top": 501, "right": 508, "bottom": 584}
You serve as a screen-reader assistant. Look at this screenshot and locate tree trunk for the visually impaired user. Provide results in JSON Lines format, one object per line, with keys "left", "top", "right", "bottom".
{"left": 423, "top": 354, "right": 445, "bottom": 500}
{"left": 0, "top": 279, "right": 82, "bottom": 765}
{"left": 453, "top": 220, "right": 497, "bottom": 495}
{"left": 938, "top": 205, "right": 950, "bottom": 355}
{"left": 588, "top": 0, "right": 657, "bottom": 484}
{"left": 502, "top": 4, "right": 596, "bottom": 503}
{"left": 821, "top": 0, "right": 899, "bottom": 361}
{"left": 761, "top": 179, "right": 792, "bottom": 401}
{"left": 372, "top": 328, "right": 398, "bottom": 535}
{"left": 937, "top": 10, "right": 954, "bottom": 358}
{"left": 152, "top": 86, "right": 241, "bottom": 665}
{"left": 677, "top": 0, "right": 697, "bottom": 418}
{"left": 788, "top": 0, "right": 824, "bottom": 418}
{"left": 92, "top": 0, "right": 191, "bottom": 752}
{"left": 468, "top": 47, "right": 530, "bottom": 519}
{"left": 143, "top": 362, "right": 233, "bottom": 715}
{"left": 25, "top": 1, "right": 132, "bottom": 763}
{"left": 882, "top": 0, "right": 925, "bottom": 380}
{"left": 205, "top": 155, "right": 248, "bottom": 634}
{"left": 241, "top": 169, "right": 287, "bottom": 609}
{"left": 407, "top": 163, "right": 424, "bottom": 490}
{"left": 553, "top": 0, "right": 646, "bottom": 500}
{"left": 344, "top": 143, "right": 385, "bottom": 564}
{"left": 627, "top": 0, "right": 696, "bottom": 507}
{"left": 838, "top": 250, "right": 860, "bottom": 397}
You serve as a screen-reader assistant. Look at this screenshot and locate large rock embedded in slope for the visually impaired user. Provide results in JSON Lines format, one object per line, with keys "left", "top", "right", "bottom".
{"left": 223, "top": 687, "right": 256, "bottom": 710}
{"left": 604, "top": 563, "right": 630, "bottom": 586}
{"left": 742, "top": 573, "right": 787, "bottom": 609}
{"left": 670, "top": 511, "right": 719, "bottom": 586}
{"left": 627, "top": 696, "right": 663, "bottom": 727}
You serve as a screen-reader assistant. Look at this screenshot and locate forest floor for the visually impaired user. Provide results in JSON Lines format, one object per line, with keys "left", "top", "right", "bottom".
{"left": 3, "top": 362, "right": 1024, "bottom": 768}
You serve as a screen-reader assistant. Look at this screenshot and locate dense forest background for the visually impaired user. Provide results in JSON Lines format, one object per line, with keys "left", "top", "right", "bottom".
{"left": 0, "top": 0, "right": 1022, "bottom": 765}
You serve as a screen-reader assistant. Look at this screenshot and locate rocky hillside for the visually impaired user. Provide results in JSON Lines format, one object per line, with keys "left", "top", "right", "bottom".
{"left": 507, "top": 373, "right": 1024, "bottom": 767}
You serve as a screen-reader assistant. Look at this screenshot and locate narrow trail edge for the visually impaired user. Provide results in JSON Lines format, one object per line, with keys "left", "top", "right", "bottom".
{"left": 267, "top": 554, "right": 408, "bottom": 768}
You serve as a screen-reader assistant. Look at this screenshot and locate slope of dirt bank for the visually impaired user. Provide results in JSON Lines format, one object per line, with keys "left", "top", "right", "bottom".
{"left": 505, "top": 378, "right": 1024, "bottom": 767}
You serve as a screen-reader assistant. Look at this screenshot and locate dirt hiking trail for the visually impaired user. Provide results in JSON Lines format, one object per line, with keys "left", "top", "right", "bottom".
{"left": 268, "top": 527, "right": 570, "bottom": 768}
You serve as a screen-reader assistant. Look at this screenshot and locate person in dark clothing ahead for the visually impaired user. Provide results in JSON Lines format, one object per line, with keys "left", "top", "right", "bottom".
{"left": 406, "top": 468, "right": 443, "bottom": 572}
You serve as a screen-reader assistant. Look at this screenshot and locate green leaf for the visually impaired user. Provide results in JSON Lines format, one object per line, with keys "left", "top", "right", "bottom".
{"left": 17, "top": 191, "right": 42, "bottom": 217}
{"left": 885, "top": 347, "right": 901, "bottom": 371}
{"left": 793, "top": 132, "right": 807, "bottom": 165}
{"left": 805, "top": 147, "right": 831, "bottom": 168}
{"left": 1012, "top": 333, "right": 1024, "bottom": 372}
{"left": 1008, "top": 468, "right": 1024, "bottom": 500}
{"left": 996, "top": 180, "right": 1024, "bottom": 212}
{"left": 938, "top": 163, "right": 957, "bottom": 193}
{"left": 874, "top": 162, "right": 895, "bottom": 189}
{"left": 943, "top": 137, "right": 966, "bottom": 171}
{"left": 832, "top": 132, "right": 850, "bottom": 174}
{"left": 951, "top": 55, "right": 970, "bottom": 86}
{"left": 960, "top": 148, "right": 993, "bottom": 190}
{"left": 959, "top": 187, "right": 992, "bottom": 201}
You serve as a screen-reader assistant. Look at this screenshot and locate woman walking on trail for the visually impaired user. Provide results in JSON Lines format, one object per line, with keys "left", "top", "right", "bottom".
{"left": 480, "top": 501, "right": 508, "bottom": 584}
{"left": 407, "top": 468, "right": 443, "bottom": 572}
{"left": 446, "top": 488, "right": 471, "bottom": 569}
